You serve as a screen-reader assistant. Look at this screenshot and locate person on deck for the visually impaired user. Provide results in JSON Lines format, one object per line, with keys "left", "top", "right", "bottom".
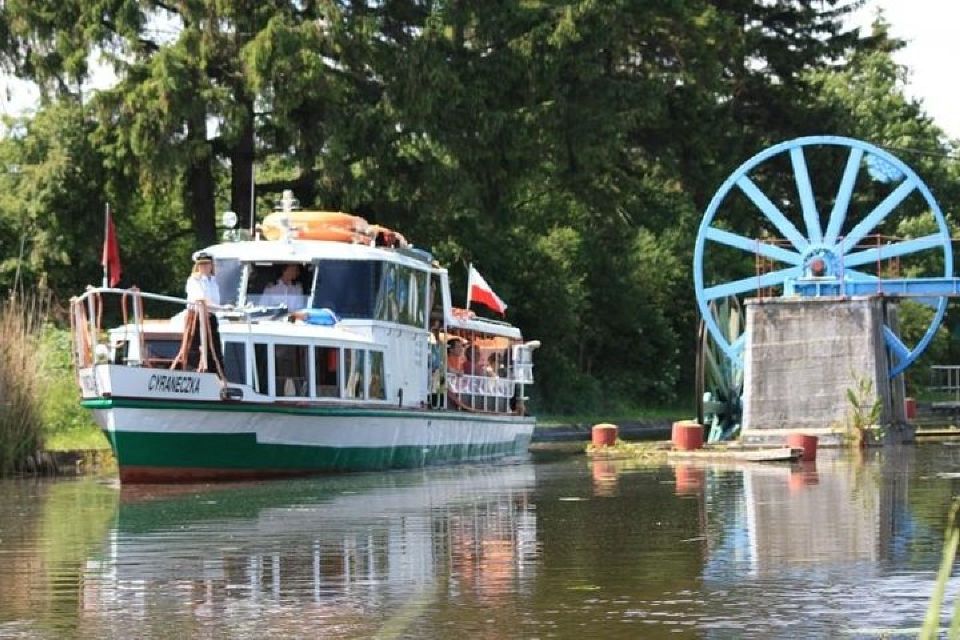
{"left": 184, "top": 252, "right": 224, "bottom": 371}
{"left": 263, "top": 263, "right": 305, "bottom": 311}
{"left": 447, "top": 337, "right": 467, "bottom": 373}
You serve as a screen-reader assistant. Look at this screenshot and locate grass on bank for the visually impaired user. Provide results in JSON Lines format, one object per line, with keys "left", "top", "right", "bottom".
{"left": 37, "top": 328, "right": 108, "bottom": 451}
{"left": 0, "top": 294, "right": 46, "bottom": 474}
{"left": 0, "top": 294, "right": 106, "bottom": 476}
{"left": 537, "top": 404, "right": 692, "bottom": 427}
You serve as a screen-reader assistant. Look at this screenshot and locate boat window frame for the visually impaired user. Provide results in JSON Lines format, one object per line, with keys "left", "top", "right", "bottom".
{"left": 222, "top": 341, "right": 247, "bottom": 385}
{"left": 223, "top": 333, "right": 388, "bottom": 403}
{"left": 369, "top": 350, "right": 386, "bottom": 400}
{"left": 273, "top": 342, "right": 311, "bottom": 398}
{"left": 314, "top": 345, "right": 341, "bottom": 398}
{"left": 344, "top": 347, "right": 367, "bottom": 399}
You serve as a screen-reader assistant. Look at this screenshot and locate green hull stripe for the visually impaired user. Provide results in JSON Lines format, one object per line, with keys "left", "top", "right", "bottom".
{"left": 82, "top": 397, "right": 532, "bottom": 425}
{"left": 108, "top": 430, "right": 529, "bottom": 472}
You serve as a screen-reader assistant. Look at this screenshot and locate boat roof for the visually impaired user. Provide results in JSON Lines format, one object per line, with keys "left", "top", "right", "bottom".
{"left": 446, "top": 317, "right": 522, "bottom": 340}
{"left": 110, "top": 318, "right": 379, "bottom": 347}
{"left": 203, "top": 239, "right": 435, "bottom": 271}
{"left": 219, "top": 320, "right": 378, "bottom": 346}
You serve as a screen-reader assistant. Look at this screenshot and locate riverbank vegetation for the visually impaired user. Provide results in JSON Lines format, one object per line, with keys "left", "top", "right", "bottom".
{"left": 1, "top": 2, "right": 959, "bottom": 420}
{"left": 0, "top": 295, "right": 46, "bottom": 474}
{"left": 0, "top": 295, "right": 105, "bottom": 473}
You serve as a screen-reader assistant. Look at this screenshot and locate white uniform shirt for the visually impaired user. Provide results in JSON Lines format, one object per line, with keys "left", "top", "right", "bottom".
{"left": 263, "top": 279, "right": 304, "bottom": 311}
{"left": 186, "top": 274, "right": 221, "bottom": 306}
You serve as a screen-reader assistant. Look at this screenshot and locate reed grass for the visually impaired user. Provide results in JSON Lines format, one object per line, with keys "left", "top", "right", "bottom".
{"left": 0, "top": 293, "right": 47, "bottom": 475}
{"left": 920, "top": 498, "right": 960, "bottom": 639}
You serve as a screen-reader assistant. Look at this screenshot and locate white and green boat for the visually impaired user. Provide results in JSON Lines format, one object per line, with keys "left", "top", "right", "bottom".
{"left": 71, "top": 200, "right": 539, "bottom": 483}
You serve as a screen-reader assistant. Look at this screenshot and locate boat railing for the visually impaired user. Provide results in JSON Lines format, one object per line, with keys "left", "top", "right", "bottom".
{"left": 447, "top": 371, "right": 517, "bottom": 413}
{"left": 69, "top": 286, "right": 234, "bottom": 377}
{"left": 928, "top": 365, "right": 960, "bottom": 404}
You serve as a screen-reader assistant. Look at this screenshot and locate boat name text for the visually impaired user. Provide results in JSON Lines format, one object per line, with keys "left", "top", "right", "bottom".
{"left": 148, "top": 374, "right": 201, "bottom": 395}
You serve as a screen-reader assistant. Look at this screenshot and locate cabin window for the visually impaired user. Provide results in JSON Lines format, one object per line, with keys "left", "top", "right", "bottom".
{"left": 314, "top": 346, "right": 340, "bottom": 397}
{"left": 410, "top": 269, "right": 427, "bottom": 327}
{"left": 344, "top": 349, "right": 366, "bottom": 399}
{"left": 214, "top": 258, "right": 242, "bottom": 306}
{"left": 374, "top": 263, "right": 400, "bottom": 322}
{"left": 223, "top": 342, "right": 246, "bottom": 385}
{"left": 275, "top": 344, "right": 309, "bottom": 397}
{"left": 429, "top": 273, "right": 443, "bottom": 327}
{"left": 243, "top": 263, "right": 312, "bottom": 311}
{"left": 312, "top": 260, "right": 378, "bottom": 318}
{"left": 369, "top": 351, "right": 386, "bottom": 399}
{"left": 375, "top": 264, "right": 429, "bottom": 327}
{"left": 253, "top": 343, "right": 269, "bottom": 395}
{"left": 143, "top": 339, "right": 180, "bottom": 366}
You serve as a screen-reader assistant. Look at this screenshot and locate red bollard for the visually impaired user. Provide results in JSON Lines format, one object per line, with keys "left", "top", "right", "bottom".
{"left": 786, "top": 433, "right": 818, "bottom": 462}
{"left": 672, "top": 420, "right": 704, "bottom": 451}
{"left": 904, "top": 397, "right": 917, "bottom": 420}
{"left": 591, "top": 423, "right": 618, "bottom": 447}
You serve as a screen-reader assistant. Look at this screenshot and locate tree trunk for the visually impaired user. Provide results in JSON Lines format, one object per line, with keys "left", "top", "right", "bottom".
{"left": 185, "top": 111, "right": 216, "bottom": 248}
{"left": 230, "top": 97, "right": 255, "bottom": 230}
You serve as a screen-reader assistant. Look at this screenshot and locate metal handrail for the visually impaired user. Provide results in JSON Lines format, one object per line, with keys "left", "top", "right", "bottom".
{"left": 928, "top": 365, "right": 960, "bottom": 403}
{"left": 69, "top": 286, "right": 232, "bottom": 374}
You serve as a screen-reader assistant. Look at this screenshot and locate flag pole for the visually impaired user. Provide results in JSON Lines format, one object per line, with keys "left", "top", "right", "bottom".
{"left": 102, "top": 203, "right": 110, "bottom": 288}
{"left": 465, "top": 263, "right": 473, "bottom": 308}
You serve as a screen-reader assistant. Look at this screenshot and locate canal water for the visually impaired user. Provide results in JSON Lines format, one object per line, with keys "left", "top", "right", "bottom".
{"left": 1, "top": 444, "right": 959, "bottom": 639}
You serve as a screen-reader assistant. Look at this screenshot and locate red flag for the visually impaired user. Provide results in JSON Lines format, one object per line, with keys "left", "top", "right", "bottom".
{"left": 466, "top": 264, "right": 507, "bottom": 315}
{"left": 102, "top": 207, "right": 122, "bottom": 287}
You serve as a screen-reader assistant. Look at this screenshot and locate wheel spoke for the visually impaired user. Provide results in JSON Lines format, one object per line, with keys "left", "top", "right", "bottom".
{"left": 843, "top": 234, "right": 945, "bottom": 268}
{"left": 883, "top": 326, "right": 910, "bottom": 362}
{"left": 736, "top": 176, "right": 809, "bottom": 252}
{"left": 731, "top": 333, "right": 746, "bottom": 356}
{"left": 823, "top": 147, "right": 863, "bottom": 246}
{"left": 705, "top": 227, "right": 803, "bottom": 265}
{"left": 842, "top": 268, "right": 878, "bottom": 281}
{"left": 703, "top": 266, "right": 803, "bottom": 301}
{"left": 839, "top": 179, "right": 917, "bottom": 254}
{"left": 790, "top": 147, "right": 822, "bottom": 244}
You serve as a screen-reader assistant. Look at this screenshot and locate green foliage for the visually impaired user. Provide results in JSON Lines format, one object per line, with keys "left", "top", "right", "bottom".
{"left": 2, "top": 1, "right": 959, "bottom": 417}
{"left": 844, "top": 373, "right": 883, "bottom": 446}
{"left": 38, "top": 326, "right": 102, "bottom": 447}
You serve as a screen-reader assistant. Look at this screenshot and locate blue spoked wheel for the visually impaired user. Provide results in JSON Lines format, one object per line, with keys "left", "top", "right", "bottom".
{"left": 694, "top": 135, "right": 953, "bottom": 377}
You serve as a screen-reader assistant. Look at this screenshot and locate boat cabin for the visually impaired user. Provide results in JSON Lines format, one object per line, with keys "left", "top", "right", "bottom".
{"left": 98, "top": 236, "right": 537, "bottom": 416}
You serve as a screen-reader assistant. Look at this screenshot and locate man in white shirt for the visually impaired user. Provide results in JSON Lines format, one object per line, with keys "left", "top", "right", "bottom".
{"left": 263, "top": 263, "right": 305, "bottom": 311}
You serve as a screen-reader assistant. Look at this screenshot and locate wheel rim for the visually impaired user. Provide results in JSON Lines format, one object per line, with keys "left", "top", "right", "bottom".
{"left": 693, "top": 135, "right": 952, "bottom": 377}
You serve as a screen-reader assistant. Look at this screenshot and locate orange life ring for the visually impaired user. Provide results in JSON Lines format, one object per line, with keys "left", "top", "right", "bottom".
{"left": 261, "top": 210, "right": 371, "bottom": 242}
{"left": 368, "top": 224, "right": 409, "bottom": 248}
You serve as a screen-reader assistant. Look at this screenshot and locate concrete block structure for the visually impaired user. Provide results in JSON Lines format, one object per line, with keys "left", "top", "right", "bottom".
{"left": 741, "top": 297, "right": 910, "bottom": 446}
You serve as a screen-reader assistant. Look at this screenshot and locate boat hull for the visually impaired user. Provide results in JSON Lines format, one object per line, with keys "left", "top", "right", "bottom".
{"left": 84, "top": 398, "right": 534, "bottom": 483}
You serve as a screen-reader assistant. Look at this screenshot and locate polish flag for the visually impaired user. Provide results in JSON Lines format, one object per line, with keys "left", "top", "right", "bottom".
{"left": 102, "top": 205, "right": 122, "bottom": 287}
{"left": 466, "top": 264, "right": 507, "bottom": 315}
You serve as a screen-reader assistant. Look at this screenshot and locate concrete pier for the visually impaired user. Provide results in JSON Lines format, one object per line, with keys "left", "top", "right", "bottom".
{"left": 741, "top": 297, "right": 911, "bottom": 446}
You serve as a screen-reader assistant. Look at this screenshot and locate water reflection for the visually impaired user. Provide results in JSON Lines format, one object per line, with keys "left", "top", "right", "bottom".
{"left": 90, "top": 464, "right": 536, "bottom": 638}
{"left": 4, "top": 448, "right": 960, "bottom": 638}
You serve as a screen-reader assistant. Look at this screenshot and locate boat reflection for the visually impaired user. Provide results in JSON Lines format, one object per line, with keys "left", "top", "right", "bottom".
{"left": 82, "top": 463, "right": 538, "bottom": 628}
